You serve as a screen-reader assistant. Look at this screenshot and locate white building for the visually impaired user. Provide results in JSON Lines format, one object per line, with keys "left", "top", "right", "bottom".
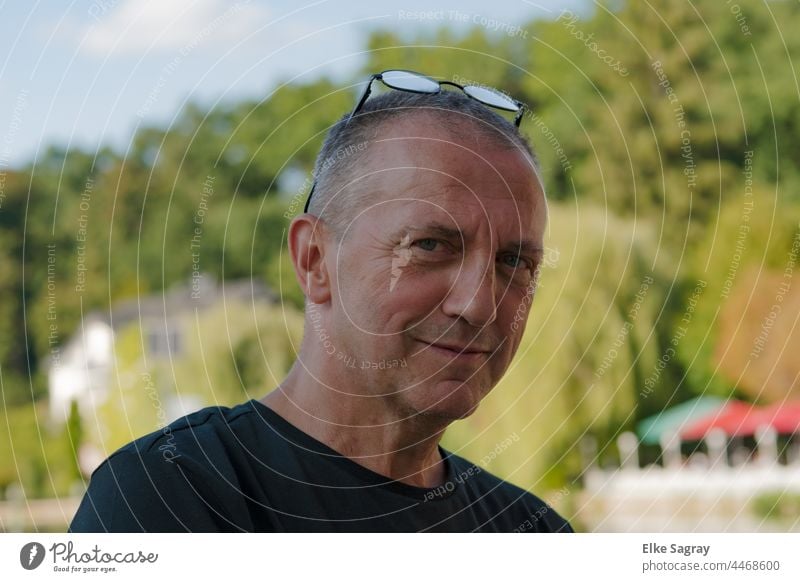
{"left": 47, "top": 275, "right": 279, "bottom": 426}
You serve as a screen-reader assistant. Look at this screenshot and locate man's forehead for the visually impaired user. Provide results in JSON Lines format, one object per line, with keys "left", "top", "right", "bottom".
{"left": 364, "top": 115, "right": 537, "bottom": 183}
{"left": 397, "top": 165, "right": 535, "bottom": 199}
{"left": 354, "top": 113, "right": 546, "bottom": 231}
{"left": 379, "top": 154, "right": 544, "bottom": 217}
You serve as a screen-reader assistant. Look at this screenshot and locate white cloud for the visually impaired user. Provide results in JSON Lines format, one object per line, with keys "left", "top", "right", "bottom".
{"left": 82, "top": 0, "right": 268, "bottom": 56}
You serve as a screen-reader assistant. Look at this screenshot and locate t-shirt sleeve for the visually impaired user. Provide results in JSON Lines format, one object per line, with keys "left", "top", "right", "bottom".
{"left": 68, "top": 449, "right": 234, "bottom": 532}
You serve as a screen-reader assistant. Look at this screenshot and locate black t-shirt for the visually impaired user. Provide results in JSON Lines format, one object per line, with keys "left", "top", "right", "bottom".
{"left": 69, "top": 399, "right": 573, "bottom": 532}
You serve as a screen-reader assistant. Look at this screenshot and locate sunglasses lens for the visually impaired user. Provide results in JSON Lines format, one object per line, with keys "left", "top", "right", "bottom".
{"left": 463, "top": 85, "right": 519, "bottom": 112}
{"left": 381, "top": 70, "right": 440, "bottom": 93}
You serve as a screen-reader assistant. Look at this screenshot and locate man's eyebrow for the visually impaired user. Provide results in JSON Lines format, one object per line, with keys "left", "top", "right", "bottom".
{"left": 405, "top": 223, "right": 465, "bottom": 241}
{"left": 402, "top": 222, "right": 543, "bottom": 256}
{"left": 511, "top": 241, "right": 545, "bottom": 258}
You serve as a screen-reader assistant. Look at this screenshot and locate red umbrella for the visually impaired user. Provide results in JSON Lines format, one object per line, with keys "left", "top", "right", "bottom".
{"left": 681, "top": 400, "right": 800, "bottom": 439}
{"left": 755, "top": 401, "right": 800, "bottom": 434}
{"left": 680, "top": 400, "right": 767, "bottom": 439}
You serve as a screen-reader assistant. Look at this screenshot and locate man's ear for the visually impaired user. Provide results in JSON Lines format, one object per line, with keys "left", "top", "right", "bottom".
{"left": 288, "top": 213, "right": 333, "bottom": 304}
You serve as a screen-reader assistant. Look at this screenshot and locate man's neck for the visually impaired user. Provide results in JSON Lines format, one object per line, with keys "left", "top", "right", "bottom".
{"left": 259, "top": 366, "right": 449, "bottom": 489}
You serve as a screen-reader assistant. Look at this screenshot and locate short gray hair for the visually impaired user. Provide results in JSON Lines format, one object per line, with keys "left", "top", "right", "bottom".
{"left": 307, "top": 89, "right": 539, "bottom": 241}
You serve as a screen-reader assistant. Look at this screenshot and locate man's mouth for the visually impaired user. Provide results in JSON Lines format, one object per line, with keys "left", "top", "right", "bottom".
{"left": 413, "top": 339, "right": 491, "bottom": 360}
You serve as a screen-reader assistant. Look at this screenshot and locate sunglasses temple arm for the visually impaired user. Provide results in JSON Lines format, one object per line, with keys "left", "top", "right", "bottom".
{"left": 302, "top": 181, "right": 316, "bottom": 213}
{"left": 346, "top": 75, "right": 379, "bottom": 125}
{"left": 307, "top": 75, "right": 381, "bottom": 212}
{"left": 514, "top": 105, "right": 525, "bottom": 127}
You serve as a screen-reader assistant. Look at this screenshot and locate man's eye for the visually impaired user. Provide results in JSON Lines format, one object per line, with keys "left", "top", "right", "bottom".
{"left": 502, "top": 253, "right": 529, "bottom": 270}
{"left": 414, "top": 238, "right": 440, "bottom": 252}
{"left": 501, "top": 255, "right": 537, "bottom": 286}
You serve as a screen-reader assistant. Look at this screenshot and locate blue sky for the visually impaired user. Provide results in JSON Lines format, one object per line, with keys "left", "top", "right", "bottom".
{"left": 0, "top": 0, "right": 588, "bottom": 169}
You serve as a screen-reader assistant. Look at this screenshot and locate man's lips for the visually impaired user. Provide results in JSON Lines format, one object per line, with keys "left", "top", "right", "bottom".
{"left": 414, "top": 339, "right": 493, "bottom": 357}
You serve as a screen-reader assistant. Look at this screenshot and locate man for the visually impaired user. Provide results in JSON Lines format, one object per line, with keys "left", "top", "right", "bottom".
{"left": 69, "top": 70, "right": 573, "bottom": 532}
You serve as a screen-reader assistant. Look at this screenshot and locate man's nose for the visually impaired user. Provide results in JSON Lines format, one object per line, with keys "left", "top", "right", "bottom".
{"left": 441, "top": 253, "right": 498, "bottom": 328}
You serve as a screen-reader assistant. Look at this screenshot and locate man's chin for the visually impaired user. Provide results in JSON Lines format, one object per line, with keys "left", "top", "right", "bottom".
{"left": 408, "top": 379, "right": 484, "bottom": 422}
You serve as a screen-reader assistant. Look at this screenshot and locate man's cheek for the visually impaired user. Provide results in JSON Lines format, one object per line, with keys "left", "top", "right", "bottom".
{"left": 353, "top": 254, "right": 406, "bottom": 295}
{"left": 394, "top": 266, "right": 455, "bottom": 300}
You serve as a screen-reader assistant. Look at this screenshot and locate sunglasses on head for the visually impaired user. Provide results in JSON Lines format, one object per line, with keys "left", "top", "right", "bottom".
{"left": 303, "top": 69, "right": 527, "bottom": 213}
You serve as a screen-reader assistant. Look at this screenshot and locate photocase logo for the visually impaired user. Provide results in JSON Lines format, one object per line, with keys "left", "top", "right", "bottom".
{"left": 20, "top": 542, "right": 46, "bottom": 570}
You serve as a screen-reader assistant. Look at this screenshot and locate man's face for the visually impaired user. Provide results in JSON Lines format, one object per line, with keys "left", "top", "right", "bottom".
{"left": 322, "top": 114, "right": 547, "bottom": 421}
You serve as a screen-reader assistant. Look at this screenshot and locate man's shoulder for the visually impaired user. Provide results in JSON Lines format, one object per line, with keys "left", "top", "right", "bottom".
{"left": 70, "top": 401, "right": 267, "bottom": 531}
{"left": 96, "top": 400, "right": 262, "bottom": 475}
{"left": 445, "top": 451, "right": 574, "bottom": 532}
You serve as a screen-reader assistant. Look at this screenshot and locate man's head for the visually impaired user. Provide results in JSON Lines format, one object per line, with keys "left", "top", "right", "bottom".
{"left": 288, "top": 87, "right": 547, "bottom": 423}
